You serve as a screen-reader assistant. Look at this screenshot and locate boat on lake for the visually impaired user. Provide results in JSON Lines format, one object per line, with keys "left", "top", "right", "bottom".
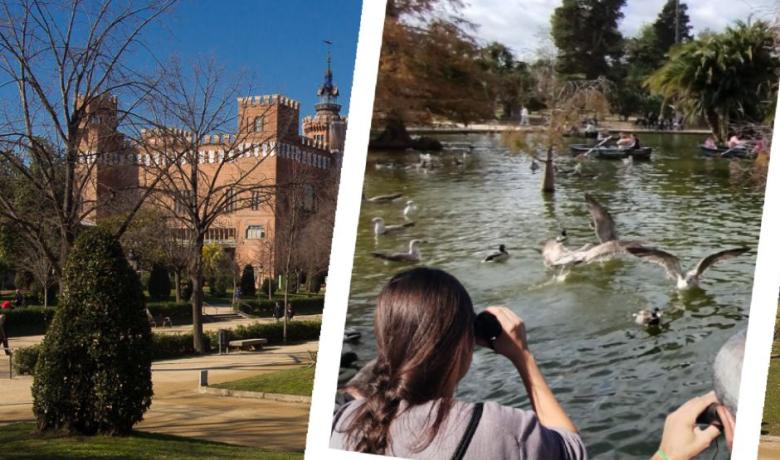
{"left": 569, "top": 143, "right": 653, "bottom": 160}
{"left": 699, "top": 144, "right": 753, "bottom": 159}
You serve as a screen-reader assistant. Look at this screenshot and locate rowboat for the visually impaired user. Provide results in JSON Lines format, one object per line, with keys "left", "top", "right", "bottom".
{"left": 699, "top": 144, "right": 753, "bottom": 159}
{"left": 569, "top": 144, "right": 652, "bottom": 160}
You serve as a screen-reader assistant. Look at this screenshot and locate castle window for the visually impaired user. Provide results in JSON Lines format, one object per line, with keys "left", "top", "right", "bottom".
{"left": 303, "top": 184, "right": 315, "bottom": 211}
{"left": 224, "top": 187, "right": 236, "bottom": 212}
{"left": 246, "top": 225, "right": 265, "bottom": 240}
{"left": 253, "top": 116, "right": 264, "bottom": 132}
{"left": 251, "top": 191, "right": 262, "bottom": 211}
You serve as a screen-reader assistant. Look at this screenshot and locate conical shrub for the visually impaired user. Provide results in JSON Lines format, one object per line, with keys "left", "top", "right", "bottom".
{"left": 32, "top": 227, "right": 153, "bottom": 434}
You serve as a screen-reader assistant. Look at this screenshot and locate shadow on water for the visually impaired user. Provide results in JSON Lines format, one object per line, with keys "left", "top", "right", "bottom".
{"left": 343, "top": 133, "right": 763, "bottom": 459}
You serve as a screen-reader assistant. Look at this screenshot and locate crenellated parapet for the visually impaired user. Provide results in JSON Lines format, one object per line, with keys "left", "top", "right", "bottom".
{"left": 237, "top": 94, "right": 300, "bottom": 111}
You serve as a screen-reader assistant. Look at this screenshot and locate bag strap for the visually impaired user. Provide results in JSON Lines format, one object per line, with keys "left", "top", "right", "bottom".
{"left": 331, "top": 397, "right": 353, "bottom": 434}
{"left": 451, "top": 402, "right": 484, "bottom": 460}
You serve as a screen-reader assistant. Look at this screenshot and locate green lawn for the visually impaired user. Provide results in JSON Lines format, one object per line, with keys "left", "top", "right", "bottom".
{"left": 212, "top": 367, "right": 314, "bottom": 397}
{"left": 0, "top": 423, "right": 302, "bottom": 459}
{"left": 762, "top": 305, "right": 780, "bottom": 435}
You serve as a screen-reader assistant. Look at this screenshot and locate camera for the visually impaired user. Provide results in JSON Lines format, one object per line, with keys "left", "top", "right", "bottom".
{"left": 474, "top": 311, "right": 502, "bottom": 349}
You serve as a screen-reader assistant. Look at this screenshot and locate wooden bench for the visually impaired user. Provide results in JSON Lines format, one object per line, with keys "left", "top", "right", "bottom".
{"left": 228, "top": 338, "right": 268, "bottom": 352}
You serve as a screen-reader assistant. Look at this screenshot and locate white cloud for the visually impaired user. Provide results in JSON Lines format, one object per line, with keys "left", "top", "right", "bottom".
{"left": 459, "top": 0, "right": 771, "bottom": 59}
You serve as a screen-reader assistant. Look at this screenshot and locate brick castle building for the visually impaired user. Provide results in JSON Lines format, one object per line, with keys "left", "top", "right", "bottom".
{"left": 79, "top": 59, "right": 346, "bottom": 283}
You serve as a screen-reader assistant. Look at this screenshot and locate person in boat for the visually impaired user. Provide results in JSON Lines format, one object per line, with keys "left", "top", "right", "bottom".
{"left": 597, "top": 130, "right": 612, "bottom": 143}
{"left": 727, "top": 133, "right": 745, "bottom": 149}
{"left": 703, "top": 135, "right": 718, "bottom": 149}
{"left": 617, "top": 132, "right": 638, "bottom": 150}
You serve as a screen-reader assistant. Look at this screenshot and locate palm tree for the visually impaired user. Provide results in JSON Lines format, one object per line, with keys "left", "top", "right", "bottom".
{"left": 646, "top": 20, "right": 779, "bottom": 141}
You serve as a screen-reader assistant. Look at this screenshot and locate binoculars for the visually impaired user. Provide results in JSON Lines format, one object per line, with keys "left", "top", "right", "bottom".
{"left": 474, "top": 311, "right": 502, "bottom": 349}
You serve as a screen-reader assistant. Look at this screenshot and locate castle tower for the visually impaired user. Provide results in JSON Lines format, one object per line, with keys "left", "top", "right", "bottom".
{"left": 77, "top": 94, "right": 138, "bottom": 222}
{"left": 238, "top": 95, "right": 300, "bottom": 143}
{"left": 303, "top": 42, "right": 346, "bottom": 153}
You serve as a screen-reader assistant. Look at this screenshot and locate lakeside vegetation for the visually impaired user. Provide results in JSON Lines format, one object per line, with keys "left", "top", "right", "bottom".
{"left": 371, "top": 0, "right": 779, "bottom": 149}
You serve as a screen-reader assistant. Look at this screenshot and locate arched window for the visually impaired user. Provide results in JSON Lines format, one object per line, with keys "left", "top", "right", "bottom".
{"left": 253, "top": 116, "right": 264, "bottom": 132}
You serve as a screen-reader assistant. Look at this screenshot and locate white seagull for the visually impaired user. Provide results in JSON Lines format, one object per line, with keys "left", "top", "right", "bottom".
{"left": 626, "top": 246, "right": 750, "bottom": 290}
{"left": 372, "top": 217, "right": 415, "bottom": 235}
{"left": 482, "top": 244, "right": 510, "bottom": 263}
{"left": 372, "top": 239, "right": 423, "bottom": 262}
{"left": 403, "top": 200, "right": 418, "bottom": 219}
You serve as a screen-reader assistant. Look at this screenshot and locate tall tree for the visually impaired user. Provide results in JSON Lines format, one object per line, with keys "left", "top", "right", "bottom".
{"left": 646, "top": 20, "right": 780, "bottom": 140}
{"left": 371, "top": 0, "right": 493, "bottom": 148}
{"left": 478, "top": 42, "right": 535, "bottom": 119}
{"left": 551, "top": 0, "right": 626, "bottom": 79}
{"left": 653, "top": 0, "right": 693, "bottom": 52}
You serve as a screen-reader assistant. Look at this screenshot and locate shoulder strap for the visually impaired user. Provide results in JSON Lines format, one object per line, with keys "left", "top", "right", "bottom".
{"left": 331, "top": 397, "right": 353, "bottom": 434}
{"left": 451, "top": 402, "right": 484, "bottom": 460}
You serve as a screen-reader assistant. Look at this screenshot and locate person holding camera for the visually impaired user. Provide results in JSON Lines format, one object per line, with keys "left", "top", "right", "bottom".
{"left": 330, "top": 267, "right": 585, "bottom": 459}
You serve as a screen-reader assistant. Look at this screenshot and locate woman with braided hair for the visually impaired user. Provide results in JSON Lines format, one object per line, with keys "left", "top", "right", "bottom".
{"left": 330, "top": 267, "right": 586, "bottom": 459}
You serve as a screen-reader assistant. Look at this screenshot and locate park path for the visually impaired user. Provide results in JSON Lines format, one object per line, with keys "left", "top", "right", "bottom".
{"left": 0, "top": 341, "right": 319, "bottom": 452}
{"left": 761, "top": 437, "right": 780, "bottom": 459}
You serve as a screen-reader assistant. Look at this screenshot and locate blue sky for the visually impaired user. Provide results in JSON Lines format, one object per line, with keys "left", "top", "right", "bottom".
{"left": 138, "top": 0, "right": 362, "bottom": 117}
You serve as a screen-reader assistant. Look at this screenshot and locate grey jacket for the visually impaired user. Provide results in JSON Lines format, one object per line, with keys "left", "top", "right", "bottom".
{"left": 331, "top": 399, "right": 588, "bottom": 460}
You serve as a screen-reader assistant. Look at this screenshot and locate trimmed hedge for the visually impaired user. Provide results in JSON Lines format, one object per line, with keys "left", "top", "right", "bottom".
{"left": 12, "top": 333, "right": 213, "bottom": 376}
{"left": 208, "top": 320, "right": 321, "bottom": 345}
{"left": 2, "top": 307, "right": 56, "bottom": 336}
{"left": 12, "top": 344, "right": 40, "bottom": 375}
{"left": 146, "top": 302, "right": 192, "bottom": 325}
{"left": 238, "top": 296, "right": 324, "bottom": 318}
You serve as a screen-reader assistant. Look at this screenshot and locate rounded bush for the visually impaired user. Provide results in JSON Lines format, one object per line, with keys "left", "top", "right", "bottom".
{"left": 239, "top": 265, "right": 256, "bottom": 298}
{"left": 180, "top": 279, "right": 193, "bottom": 301}
{"left": 31, "top": 227, "right": 153, "bottom": 435}
{"left": 260, "top": 278, "right": 277, "bottom": 297}
{"left": 147, "top": 264, "right": 171, "bottom": 300}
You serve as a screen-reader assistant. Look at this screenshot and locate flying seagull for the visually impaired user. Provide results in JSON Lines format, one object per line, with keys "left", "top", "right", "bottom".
{"left": 482, "top": 244, "right": 510, "bottom": 263}
{"left": 372, "top": 239, "right": 423, "bottom": 263}
{"left": 627, "top": 246, "right": 750, "bottom": 290}
{"left": 584, "top": 193, "right": 618, "bottom": 243}
{"left": 543, "top": 238, "right": 643, "bottom": 269}
{"left": 372, "top": 217, "right": 415, "bottom": 235}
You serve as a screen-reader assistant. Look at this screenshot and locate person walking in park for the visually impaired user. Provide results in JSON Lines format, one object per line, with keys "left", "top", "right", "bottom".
{"left": 286, "top": 303, "right": 295, "bottom": 321}
{"left": 0, "top": 313, "right": 9, "bottom": 356}
{"left": 13, "top": 289, "right": 24, "bottom": 308}
{"left": 274, "top": 301, "right": 283, "bottom": 322}
{"left": 520, "top": 106, "right": 529, "bottom": 126}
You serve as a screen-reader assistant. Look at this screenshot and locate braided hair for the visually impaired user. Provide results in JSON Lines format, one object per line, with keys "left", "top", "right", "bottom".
{"left": 343, "top": 267, "right": 475, "bottom": 454}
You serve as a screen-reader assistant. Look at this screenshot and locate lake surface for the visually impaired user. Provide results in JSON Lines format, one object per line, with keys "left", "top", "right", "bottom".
{"left": 342, "top": 133, "right": 764, "bottom": 459}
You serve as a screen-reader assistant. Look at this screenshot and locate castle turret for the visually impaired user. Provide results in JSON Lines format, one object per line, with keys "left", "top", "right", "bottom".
{"left": 303, "top": 42, "right": 346, "bottom": 153}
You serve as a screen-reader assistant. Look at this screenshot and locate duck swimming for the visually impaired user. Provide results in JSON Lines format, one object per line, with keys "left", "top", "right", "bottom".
{"left": 366, "top": 193, "right": 403, "bottom": 203}
{"left": 483, "top": 244, "right": 510, "bottom": 263}
{"left": 633, "top": 308, "right": 662, "bottom": 326}
{"left": 372, "top": 217, "right": 415, "bottom": 235}
{"left": 372, "top": 239, "right": 423, "bottom": 262}
{"left": 627, "top": 246, "right": 750, "bottom": 290}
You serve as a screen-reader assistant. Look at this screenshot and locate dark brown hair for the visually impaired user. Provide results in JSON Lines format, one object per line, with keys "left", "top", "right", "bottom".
{"left": 344, "top": 267, "right": 475, "bottom": 454}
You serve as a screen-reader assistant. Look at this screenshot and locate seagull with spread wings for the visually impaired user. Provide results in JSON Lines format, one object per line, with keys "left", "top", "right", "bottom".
{"left": 626, "top": 246, "right": 750, "bottom": 290}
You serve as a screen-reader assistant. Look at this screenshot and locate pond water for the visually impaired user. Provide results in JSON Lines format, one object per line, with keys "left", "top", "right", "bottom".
{"left": 342, "top": 132, "right": 764, "bottom": 459}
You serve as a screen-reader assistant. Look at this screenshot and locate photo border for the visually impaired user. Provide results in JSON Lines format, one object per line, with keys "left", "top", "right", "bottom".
{"left": 305, "top": 1, "right": 780, "bottom": 454}
{"left": 732, "top": 89, "right": 780, "bottom": 458}
{"left": 305, "top": 1, "right": 388, "bottom": 458}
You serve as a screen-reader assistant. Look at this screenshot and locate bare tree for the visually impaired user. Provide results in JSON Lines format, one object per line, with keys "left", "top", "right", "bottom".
{"left": 275, "top": 160, "right": 333, "bottom": 341}
{"left": 135, "top": 58, "right": 288, "bottom": 352}
{"left": 503, "top": 57, "right": 610, "bottom": 193}
{"left": 0, "top": 0, "right": 175, "bottom": 284}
